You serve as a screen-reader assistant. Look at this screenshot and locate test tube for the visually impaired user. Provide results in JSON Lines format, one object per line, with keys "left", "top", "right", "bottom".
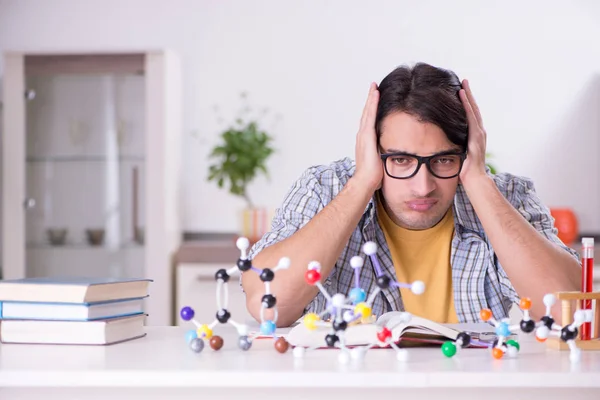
{"left": 581, "top": 237, "right": 594, "bottom": 340}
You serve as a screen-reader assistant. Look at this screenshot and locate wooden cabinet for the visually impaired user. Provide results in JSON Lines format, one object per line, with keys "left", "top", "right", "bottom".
{"left": 2, "top": 51, "right": 182, "bottom": 326}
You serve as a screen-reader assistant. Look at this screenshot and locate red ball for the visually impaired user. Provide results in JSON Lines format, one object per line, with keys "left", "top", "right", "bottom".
{"left": 304, "top": 269, "right": 321, "bottom": 285}
{"left": 377, "top": 327, "right": 392, "bottom": 343}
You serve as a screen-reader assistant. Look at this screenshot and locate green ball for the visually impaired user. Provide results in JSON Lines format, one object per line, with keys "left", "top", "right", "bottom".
{"left": 506, "top": 339, "right": 520, "bottom": 351}
{"left": 441, "top": 341, "right": 457, "bottom": 357}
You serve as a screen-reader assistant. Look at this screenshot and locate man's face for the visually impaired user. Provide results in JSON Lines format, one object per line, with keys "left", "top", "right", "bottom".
{"left": 378, "top": 112, "right": 460, "bottom": 230}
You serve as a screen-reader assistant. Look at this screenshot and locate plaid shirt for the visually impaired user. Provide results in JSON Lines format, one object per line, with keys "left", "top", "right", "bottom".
{"left": 248, "top": 157, "right": 579, "bottom": 322}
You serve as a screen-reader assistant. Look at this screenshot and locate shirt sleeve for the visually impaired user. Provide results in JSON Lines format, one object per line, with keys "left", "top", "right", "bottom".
{"left": 242, "top": 166, "right": 331, "bottom": 316}
{"left": 494, "top": 174, "right": 580, "bottom": 303}
{"left": 247, "top": 167, "right": 326, "bottom": 259}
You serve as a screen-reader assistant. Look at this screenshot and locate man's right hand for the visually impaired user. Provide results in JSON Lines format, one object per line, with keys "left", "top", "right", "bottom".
{"left": 353, "top": 82, "right": 383, "bottom": 193}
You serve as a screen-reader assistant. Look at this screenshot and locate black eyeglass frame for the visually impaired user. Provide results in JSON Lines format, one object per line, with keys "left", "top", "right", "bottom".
{"left": 379, "top": 150, "right": 467, "bottom": 180}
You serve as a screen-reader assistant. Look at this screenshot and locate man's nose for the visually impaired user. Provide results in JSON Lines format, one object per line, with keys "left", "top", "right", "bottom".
{"left": 410, "top": 164, "right": 437, "bottom": 197}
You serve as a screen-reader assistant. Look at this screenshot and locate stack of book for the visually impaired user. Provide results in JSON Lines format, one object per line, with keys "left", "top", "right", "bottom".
{"left": 0, "top": 277, "right": 151, "bottom": 345}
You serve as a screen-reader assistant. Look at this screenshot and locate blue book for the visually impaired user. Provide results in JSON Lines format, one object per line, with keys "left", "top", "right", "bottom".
{"left": 0, "top": 296, "right": 147, "bottom": 321}
{"left": 0, "top": 277, "right": 152, "bottom": 304}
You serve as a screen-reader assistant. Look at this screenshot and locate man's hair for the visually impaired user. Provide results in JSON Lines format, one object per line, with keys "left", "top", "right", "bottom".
{"left": 376, "top": 62, "right": 468, "bottom": 151}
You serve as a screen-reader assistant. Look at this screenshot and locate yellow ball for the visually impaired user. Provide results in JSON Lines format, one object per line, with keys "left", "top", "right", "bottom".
{"left": 303, "top": 313, "right": 320, "bottom": 330}
{"left": 197, "top": 324, "right": 213, "bottom": 339}
{"left": 354, "top": 303, "right": 372, "bottom": 321}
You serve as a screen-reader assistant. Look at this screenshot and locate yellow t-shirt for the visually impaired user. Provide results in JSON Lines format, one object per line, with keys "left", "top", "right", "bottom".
{"left": 376, "top": 196, "right": 459, "bottom": 323}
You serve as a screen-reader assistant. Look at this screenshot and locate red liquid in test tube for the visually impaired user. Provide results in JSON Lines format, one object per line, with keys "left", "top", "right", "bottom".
{"left": 581, "top": 237, "right": 594, "bottom": 340}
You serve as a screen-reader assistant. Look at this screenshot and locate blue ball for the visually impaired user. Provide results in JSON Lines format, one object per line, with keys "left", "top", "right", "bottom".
{"left": 180, "top": 306, "right": 195, "bottom": 321}
{"left": 496, "top": 321, "right": 511, "bottom": 337}
{"left": 260, "top": 320, "right": 276, "bottom": 335}
{"left": 185, "top": 329, "right": 198, "bottom": 343}
{"left": 349, "top": 288, "right": 367, "bottom": 304}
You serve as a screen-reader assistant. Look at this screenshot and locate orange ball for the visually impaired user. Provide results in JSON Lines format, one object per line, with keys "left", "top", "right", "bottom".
{"left": 480, "top": 309, "right": 492, "bottom": 322}
{"left": 519, "top": 298, "right": 532, "bottom": 310}
{"left": 492, "top": 347, "right": 504, "bottom": 360}
{"left": 550, "top": 208, "right": 578, "bottom": 245}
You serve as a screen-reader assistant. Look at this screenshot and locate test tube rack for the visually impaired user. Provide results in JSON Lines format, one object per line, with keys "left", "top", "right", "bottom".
{"left": 545, "top": 291, "right": 600, "bottom": 351}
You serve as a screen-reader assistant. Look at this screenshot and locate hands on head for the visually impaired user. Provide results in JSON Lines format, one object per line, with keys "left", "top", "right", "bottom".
{"left": 353, "top": 83, "right": 383, "bottom": 193}
{"left": 353, "top": 78, "right": 489, "bottom": 194}
{"left": 458, "top": 79, "right": 489, "bottom": 186}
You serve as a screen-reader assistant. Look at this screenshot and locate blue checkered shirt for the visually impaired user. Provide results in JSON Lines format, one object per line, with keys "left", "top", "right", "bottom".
{"left": 247, "top": 157, "right": 579, "bottom": 322}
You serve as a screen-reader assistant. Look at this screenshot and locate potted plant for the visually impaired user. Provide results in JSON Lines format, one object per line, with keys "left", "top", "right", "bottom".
{"left": 207, "top": 93, "right": 276, "bottom": 242}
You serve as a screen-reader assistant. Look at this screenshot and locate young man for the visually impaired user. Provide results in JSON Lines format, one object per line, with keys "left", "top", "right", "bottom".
{"left": 241, "top": 62, "right": 581, "bottom": 327}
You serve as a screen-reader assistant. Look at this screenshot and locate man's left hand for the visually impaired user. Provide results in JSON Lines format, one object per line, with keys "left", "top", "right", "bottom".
{"left": 458, "top": 79, "right": 489, "bottom": 187}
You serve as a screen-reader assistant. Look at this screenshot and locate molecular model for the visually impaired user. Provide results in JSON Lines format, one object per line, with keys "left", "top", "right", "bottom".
{"left": 534, "top": 294, "right": 591, "bottom": 363}
{"left": 442, "top": 294, "right": 591, "bottom": 363}
{"left": 179, "top": 237, "right": 291, "bottom": 354}
{"left": 440, "top": 298, "right": 533, "bottom": 359}
{"left": 467, "top": 297, "right": 535, "bottom": 360}
{"left": 297, "top": 241, "right": 425, "bottom": 364}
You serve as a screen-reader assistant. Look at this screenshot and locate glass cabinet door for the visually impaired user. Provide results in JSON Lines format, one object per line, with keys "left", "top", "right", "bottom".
{"left": 24, "top": 60, "right": 146, "bottom": 279}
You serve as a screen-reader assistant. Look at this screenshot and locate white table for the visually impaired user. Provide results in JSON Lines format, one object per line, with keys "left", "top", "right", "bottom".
{"left": 0, "top": 326, "right": 599, "bottom": 400}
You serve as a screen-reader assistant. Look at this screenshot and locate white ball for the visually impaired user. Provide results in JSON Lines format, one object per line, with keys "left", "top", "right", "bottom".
{"left": 331, "top": 294, "right": 346, "bottom": 308}
{"left": 398, "top": 312, "right": 412, "bottom": 324}
{"left": 363, "top": 241, "right": 377, "bottom": 256}
{"left": 237, "top": 325, "right": 249, "bottom": 336}
{"left": 350, "top": 256, "right": 364, "bottom": 269}
{"left": 350, "top": 347, "right": 366, "bottom": 361}
{"left": 307, "top": 261, "right": 321, "bottom": 271}
{"left": 396, "top": 349, "right": 410, "bottom": 362}
{"left": 411, "top": 281, "right": 425, "bottom": 295}
{"left": 278, "top": 257, "right": 291, "bottom": 269}
{"left": 573, "top": 310, "right": 586, "bottom": 325}
{"left": 570, "top": 348, "right": 582, "bottom": 363}
{"left": 543, "top": 293, "right": 556, "bottom": 307}
{"left": 293, "top": 347, "right": 305, "bottom": 358}
{"left": 507, "top": 346, "right": 519, "bottom": 358}
{"left": 584, "top": 309, "right": 594, "bottom": 323}
{"left": 338, "top": 351, "right": 351, "bottom": 364}
{"left": 236, "top": 237, "right": 250, "bottom": 251}
{"left": 536, "top": 326, "right": 550, "bottom": 340}
{"left": 343, "top": 310, "right": 355, "bottom": 322}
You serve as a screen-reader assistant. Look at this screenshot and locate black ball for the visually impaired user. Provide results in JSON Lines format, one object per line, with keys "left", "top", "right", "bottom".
{"left": 376, "top": 275, "right": 391, "bottom": 290}
{"left": 456, "top": 332, "right": 471, "bottom": 348}
{"left": 332, "top": 320, "right": 348, "bottom": 332}
{"left": 560, "top": 326, "right": 578, "bottom": 342}
{"left": 261, "top": 294, "right": 277, "bottom": 308}
{"left": 520, "top": 319, "right": 535, "bottom": 333}
{"left": 215, "top": 269, "right": 230, "bottom": 282}
{"left": 541, "top": 316, "right": 555, "bottom": 329}
{"left": 237, "top": 258, "right": 252, "bottom": 272}
{"left": 260, "top": 268, "right": 275, "bottom": 282}
{"left": 216, "top": 309, "right": 231, "bottom": 323}
{"left": 325, "top": 334, "right": 339, "bottom": 347}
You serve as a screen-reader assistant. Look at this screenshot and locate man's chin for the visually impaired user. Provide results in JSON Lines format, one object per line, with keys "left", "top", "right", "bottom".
{"left": 402, "top": 210, "right": 446, "bottom": 230}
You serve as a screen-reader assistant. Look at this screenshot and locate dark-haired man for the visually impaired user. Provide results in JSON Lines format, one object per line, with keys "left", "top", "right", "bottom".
{"left": 242, "top": 63, "right": 580, "bottom": 327}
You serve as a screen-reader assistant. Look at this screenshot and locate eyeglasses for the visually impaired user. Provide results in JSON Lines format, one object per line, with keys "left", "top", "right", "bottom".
{"left": 380, "top": 151, "right": 467, "bottom": 179}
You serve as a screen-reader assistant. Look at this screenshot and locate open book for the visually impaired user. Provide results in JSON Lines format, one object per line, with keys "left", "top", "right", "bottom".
{"left": 286, "top": 311, "right": 505, "bottom": 348}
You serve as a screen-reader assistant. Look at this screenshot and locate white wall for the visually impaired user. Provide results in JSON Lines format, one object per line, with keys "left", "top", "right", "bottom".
{"left": 1, "top": 0, "right": 599, "bottom": 234}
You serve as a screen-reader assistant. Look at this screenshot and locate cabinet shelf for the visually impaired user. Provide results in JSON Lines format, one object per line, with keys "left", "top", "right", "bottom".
{"left": 26, "top": 155, "right": 145, "bottom": 163}
{"left": 4, "top": 50, "right": 181, "bottom": 325}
